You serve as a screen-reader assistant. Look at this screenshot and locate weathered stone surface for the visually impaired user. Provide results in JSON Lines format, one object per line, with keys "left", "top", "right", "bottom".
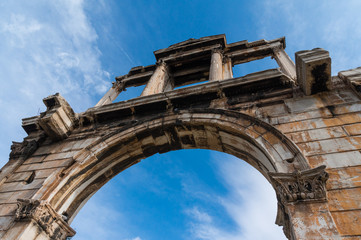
{"left": 339, "top": 67, "right": 361, "bottom": 96}
{"left": 13, "top": 199, "right": 75, "bottom": 239}
{"left": 269, "top": 166, "right": 328, "bottom": 204}
{"left": 295, "top": 48, "right": 332, "bottom": 95}
{"left": 38, "top": 93, "right": 77, "bottom": 141}
{"left": 1, "top": 34, "right": 361, "bottom": 239}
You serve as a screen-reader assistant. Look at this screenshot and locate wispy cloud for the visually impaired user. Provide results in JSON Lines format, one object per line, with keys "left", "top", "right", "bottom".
{"left": 185, "top": 154, "right": 286, "bottom": 240}
{"left": 0, "top": 0, "right": 110, "bottom": 167}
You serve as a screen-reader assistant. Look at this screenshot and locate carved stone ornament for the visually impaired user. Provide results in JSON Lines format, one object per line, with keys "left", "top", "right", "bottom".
{"left": 16, "top": 199, "right": 76, "bottom": 239}
{"left": 9, "top": 140, "right": 38, "bottom": 160}
{"left": 269, "top": 165, "right": 329, "bottom": 204}
{"left": 211, "top": 47, "right": 223, "bottom": 55}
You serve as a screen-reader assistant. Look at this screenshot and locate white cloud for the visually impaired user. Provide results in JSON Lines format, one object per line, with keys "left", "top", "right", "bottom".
{"left": 0, "top": 1, "right": 110, "bottom": 167}
{"left": 185, "top": 154, "right": 286, "bottom": 240}
{"left": 130, "top": 237, "right": 142, "bottom": 240}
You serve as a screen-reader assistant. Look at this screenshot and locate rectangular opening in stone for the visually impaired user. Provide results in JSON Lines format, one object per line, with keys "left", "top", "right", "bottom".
{"left": 232, "top": 57, "right": 277, "bottom": 78}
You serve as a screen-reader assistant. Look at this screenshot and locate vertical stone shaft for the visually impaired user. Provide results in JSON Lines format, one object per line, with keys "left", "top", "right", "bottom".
{"left": 222, "top": 56, "right": 233, "bottom": 79}
{"left": 95, "top": 83, "right": 122, "bottom": 107}
{"left": 141, "top": 61, "right": 170, "bottom": 96}
{"left": 273, "top": 47, "right": 296, "bottom": 80}
{"left": 209, "top": 49, "right": 223, "bottom": 81}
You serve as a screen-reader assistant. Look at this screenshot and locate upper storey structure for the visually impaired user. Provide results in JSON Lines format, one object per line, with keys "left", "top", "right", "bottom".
{"left": 95, "top": 34, "right": 299, "bottom": 106}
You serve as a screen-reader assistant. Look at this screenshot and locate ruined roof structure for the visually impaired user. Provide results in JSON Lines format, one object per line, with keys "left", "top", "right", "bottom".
{"left": 0, "top": 34, "right": 360, "bottom": 239}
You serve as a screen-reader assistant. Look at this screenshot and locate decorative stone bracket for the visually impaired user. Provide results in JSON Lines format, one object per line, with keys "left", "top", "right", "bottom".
{"left": 295, "top": 48, "right": 332, "bottom": 95}
{"left": 269, "top": 165, "right": 329, "bottom": 204}
{"left": 38, "top": 93, "right": 78, "bottom": 141}
{"left": 9, "top": 140, "right": 38, "bottom": 160}
{"left": 16, "top": 199, "right": 75, "bottom": 240}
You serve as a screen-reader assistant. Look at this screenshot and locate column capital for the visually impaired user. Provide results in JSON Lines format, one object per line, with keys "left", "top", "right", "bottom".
{"left": 112, "top": 80, "right": 125, "bottom": 91}
{"left": 156, "top": 59, "right": 167, "bottom": 68}
{"left": 269, "top": 165, "right": 329, "bottom": 205}
{"left": 16, "top": 199, "right": 76, "bottom": 240}
{"left": 211, "top": 48, "right": 223, "bottom": 55}
{"left": 271, "top": 43, "right": 283, "bottom": 52}
{"left": 222, "top": 55, "right": 232, "bottom": 64}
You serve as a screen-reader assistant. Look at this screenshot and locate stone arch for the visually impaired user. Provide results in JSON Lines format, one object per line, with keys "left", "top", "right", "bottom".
{"left": 35, "top": 109, "right": 310, "bottom": 230}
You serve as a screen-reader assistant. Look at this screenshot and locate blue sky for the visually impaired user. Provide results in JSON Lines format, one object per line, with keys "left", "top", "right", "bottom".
{"left": 1, "top": 1, "right": 361, "bottom": 239}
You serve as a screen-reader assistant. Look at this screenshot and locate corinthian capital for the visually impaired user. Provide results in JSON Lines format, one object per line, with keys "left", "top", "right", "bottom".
{"left": 16, "top": 199, "right": 76, "bottom": 239}
{"left": 269, "top": 165, "right": 329, "bottom": 204}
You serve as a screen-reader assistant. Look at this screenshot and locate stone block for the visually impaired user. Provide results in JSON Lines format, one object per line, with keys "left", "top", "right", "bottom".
{"left": 297, "top": 137, "right": 361, "bottom": 157}
{"left": 0, "top": 216, "right": 13, "bottom": 230}
{"left": 320, "top": 89, "right": 360, "bottom": 107}
{"left": 286, "top": 126, "right": 346, "bottom": 143}
{"left": 276, "top": 117, "right": 342, "bottom": 133}
{"left": 284, "top": 96, "right": 325, "bottom": 113}
{"left": 270, "top": 108, "right": 332, "bottom": 125}
{"left": 15, "top": 158, "right": 73, "bottom": 172}
{"left": 0, "top": 179, "right": 44, "bottom": 193}
{"left": 344, "top": 123, "right": 361, "bottom": 136}
{"left": 338, "top": 112, "right": 361, "bottom": 125}
{"left": 295, "top": 48, "right": 331, "bottom": 95}
{"left": 38, "top": 93, "right": 78, "bottom": 141}
{"left": 328, "top": 188, "right": 361, "bottom": 211}
{"left": 327, "top": 166, "right": 361, "bottom": 189}
{"left": 0, "top": 203, "right": 17, "bottom": 216}
{"left": 331, "top": 210, "right": 361, "bottom": 236}
{"left": 307, "top": 150, "right": 361, "bottom": 168}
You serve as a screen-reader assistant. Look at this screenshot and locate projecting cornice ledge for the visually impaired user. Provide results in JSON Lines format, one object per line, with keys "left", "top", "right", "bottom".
{"left": 22, "top": 93, "right": 78, "bottom": 141}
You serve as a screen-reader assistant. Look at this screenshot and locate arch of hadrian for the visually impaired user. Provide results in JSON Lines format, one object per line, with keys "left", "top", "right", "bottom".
{"left": 0, "top": 35, "right": 360, "bottom": 239}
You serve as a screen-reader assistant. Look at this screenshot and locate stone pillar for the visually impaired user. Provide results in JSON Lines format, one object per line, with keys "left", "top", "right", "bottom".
{"left": 209, "top": 49, "right": 223, "bottom": 81}
{"left": 272, "top": 46, "right": 297, "bottom": 80}
{"left": 141, "top": 61, "right": 171, "bottom": 96}
{"left": 270, "top": 166, "right": 341, "bottom": 239}
{"left": 222, "top": 56, "right": 233, "bottom": 79}
{"left": 95, "top": 81, "right": 124, "bottom": 107}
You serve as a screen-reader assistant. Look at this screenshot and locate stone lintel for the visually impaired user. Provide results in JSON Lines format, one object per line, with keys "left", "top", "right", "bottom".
{"left": 15, "top": 199, "right": 75, "bottom": 239}
{"left": 226, "top": 41, "right": 283, "bottom": 66}
{"left": 269, "top": 165, "right": 329, "bottom": 205}
{"left": 154, "top": 34, "right": 226, "bottom": 60}
{"left": 295, "top": 48, "right": 332, "bottom": 95}
{"left": 38, "top": 93, "right": 77, "bottom": 141}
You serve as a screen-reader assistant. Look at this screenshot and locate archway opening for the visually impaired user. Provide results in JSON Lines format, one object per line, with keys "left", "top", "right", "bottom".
{"left": 71, "top": 149, "right": 286, "bottom": 240}
{"left": 43, "top": 110, "right": 309, "bottom": 239}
